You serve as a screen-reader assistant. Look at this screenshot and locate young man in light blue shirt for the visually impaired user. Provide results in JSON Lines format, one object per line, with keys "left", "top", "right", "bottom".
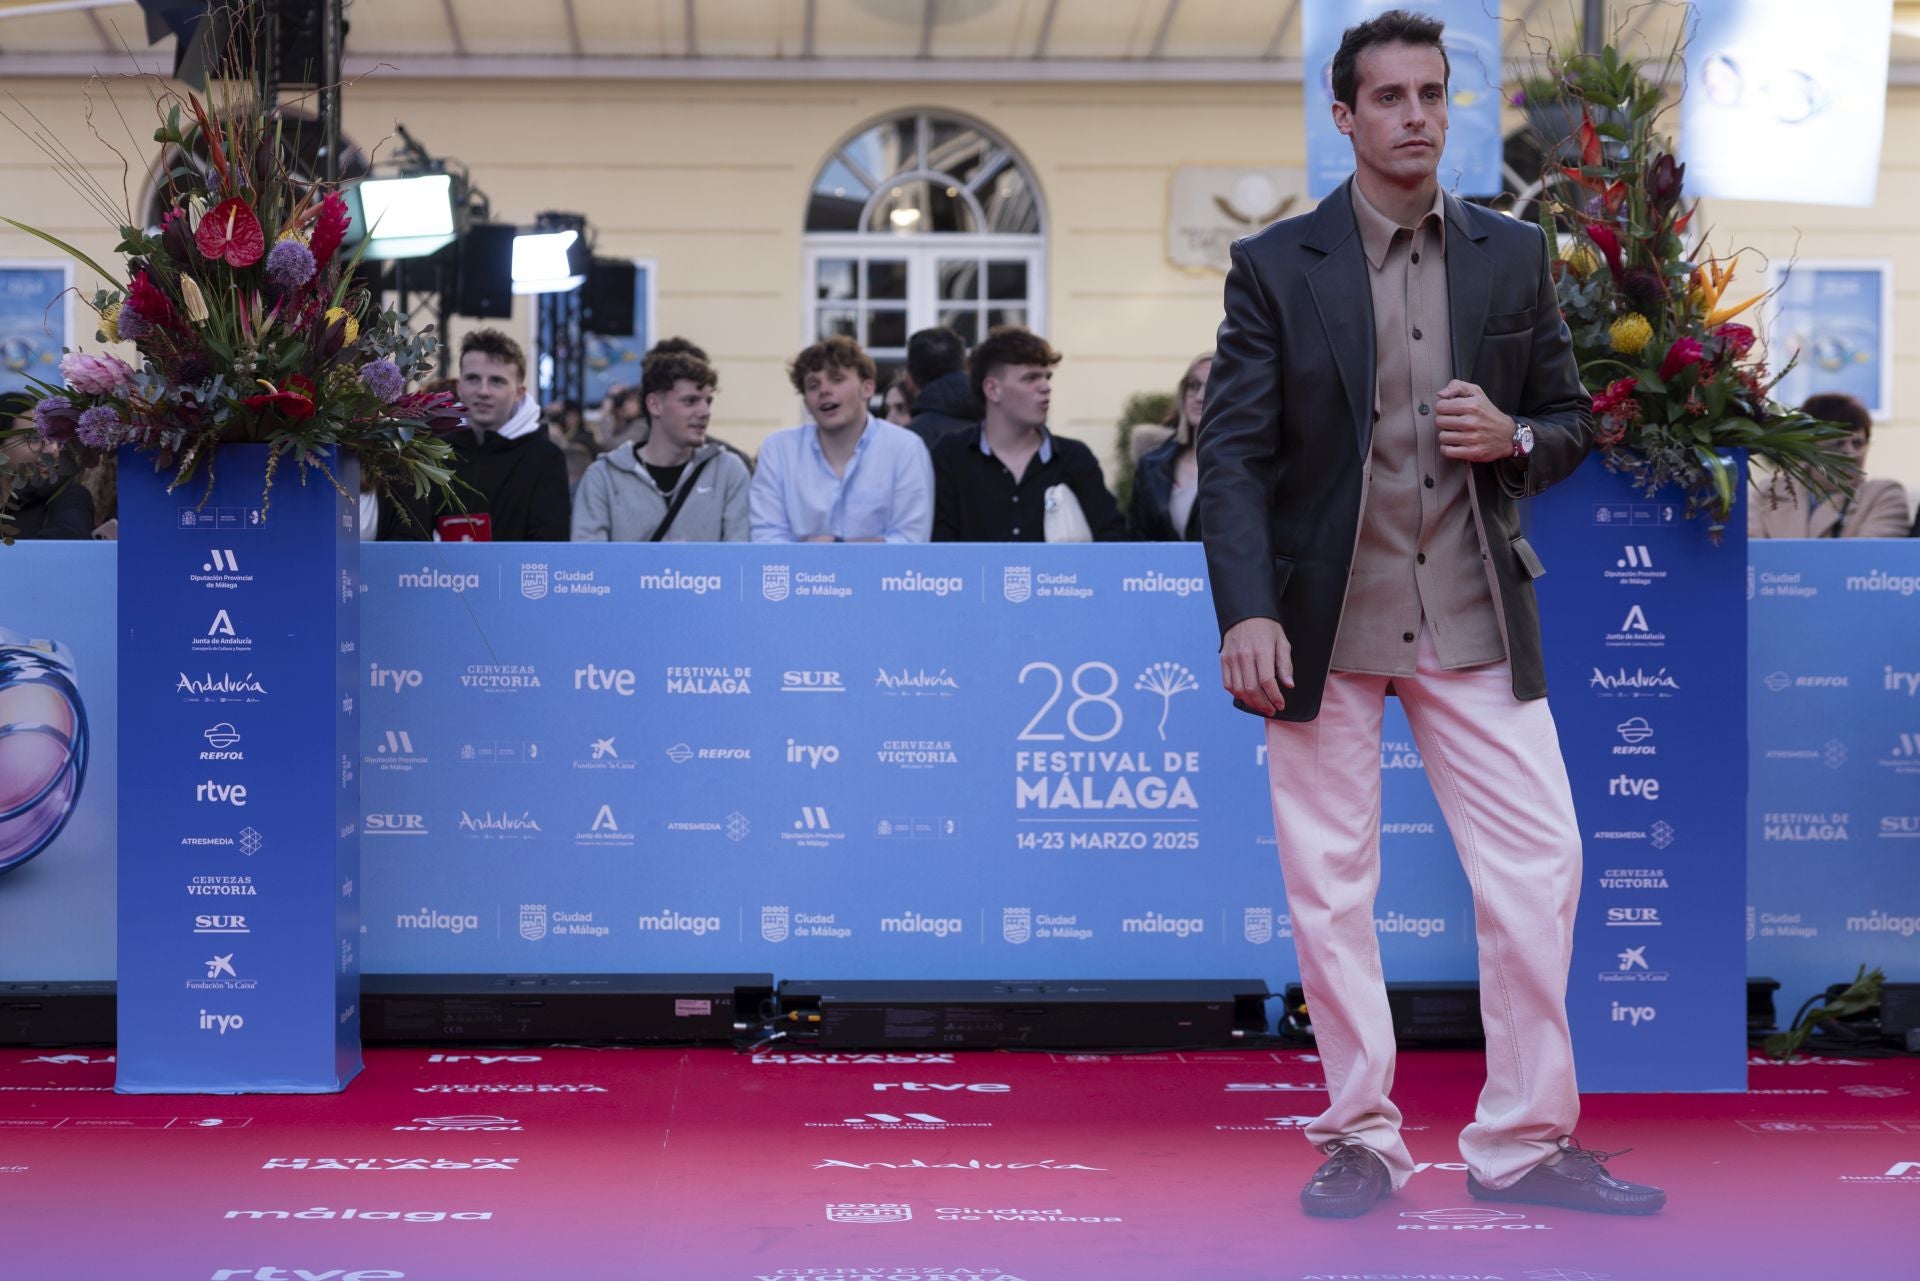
{"left": 750, "top": 336, "right": 934, "bottom": 543}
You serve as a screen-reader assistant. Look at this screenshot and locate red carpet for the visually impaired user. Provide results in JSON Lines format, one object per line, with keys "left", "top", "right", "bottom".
{"left": 3, "top": 1045, "right": 1915, "bottom": 1279}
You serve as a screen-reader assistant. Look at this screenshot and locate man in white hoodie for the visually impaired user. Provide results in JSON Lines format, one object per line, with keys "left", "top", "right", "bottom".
{"left": 385, "top": 329, "right": 571, "bottom": 541}
{"left": 571, "top": 350, "right": 750, "bottom": 541}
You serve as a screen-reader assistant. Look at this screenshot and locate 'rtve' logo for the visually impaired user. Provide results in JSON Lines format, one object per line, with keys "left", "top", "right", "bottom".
{"left": 195, "top": 779, "right": 249, "bottom": 806}
{"left": 1607, "top": 774, "right": 1661, "bottom": 800}
{"left": 573, "top": 664, "right": 636, "bottom": 696}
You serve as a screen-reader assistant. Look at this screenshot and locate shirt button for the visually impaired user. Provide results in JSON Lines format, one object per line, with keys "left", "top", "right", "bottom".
{"left": 1412, "top": 328, "right": 1423, "bottom": 340}
{"left": 1011, "top": 527, "right": 1021, "bottom": 536}
{"left": 1418, "top": 403, "right": 1430, "bottom": 415}
{"left": 1417, "top": 552, "right": 1427, "bottom": 564}
{"left": 1424, "top": 476, "right": 1435, "bottom": 489}
{"left": 1403, "top": 632, "right": 1416, "bottom": 643}
{"left": 1411, "top": 253, "right": 1421, "bottom": 263}
{"left": 1011, "top": 496, "right": 1020, "bottom": 503}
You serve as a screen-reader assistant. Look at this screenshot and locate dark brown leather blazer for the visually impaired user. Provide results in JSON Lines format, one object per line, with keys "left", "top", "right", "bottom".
{"left": 1196, "top": 177, "right": 1594, "bottom": 722}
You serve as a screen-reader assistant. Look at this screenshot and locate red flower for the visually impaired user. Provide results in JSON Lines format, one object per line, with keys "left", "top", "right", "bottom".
{"left": 1713, "top": 322, "right": 1756, "bottom": 358}
{"left": 244, "top": 374, "right": 317, "bottom": 421}
{"left": 1592, "top": 376, "right": 1639, "bottom": 417}
{"left": 393, "top": 390, "right": 467, "bottom": 435}
{"left": 196, "top": 198, "right": 267, "bottom": 268}
{"left": 1583, "top": 223, "right": 1624, "bottom": 279}
{"left": 1658, "top": 337, "right": 1705, "bottom": 381}
{"left": 1577, "top": 108, "right": 1603, "bottom": 167}
{"left": 125, "top": 268, "right": 178, "bottom": 330}
{"left": 310, "top": 193, "right": 350, "bottom": 271}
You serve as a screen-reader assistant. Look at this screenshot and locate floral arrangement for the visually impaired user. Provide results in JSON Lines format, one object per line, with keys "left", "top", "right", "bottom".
{"left": 1519, "top": 43, "right": 1853, "bottom": 535}
{"left": 0, "top": 58, "right": 462, "bottom": 542}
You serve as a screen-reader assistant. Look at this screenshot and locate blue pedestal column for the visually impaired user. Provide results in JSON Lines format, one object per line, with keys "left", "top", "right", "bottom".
{"left": 115, "top": 444, "right": 362, "bottom": 1094}
{"left": 1527, "top": 452, "right": 1749, "bottom": 1092}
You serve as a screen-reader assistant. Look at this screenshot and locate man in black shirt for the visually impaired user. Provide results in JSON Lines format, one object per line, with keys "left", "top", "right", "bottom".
{"left": 903, "top": 326, "right": 981, "bottom": 449}
{"left": 931, "top": 327, "right": 1125, "bottom": 542}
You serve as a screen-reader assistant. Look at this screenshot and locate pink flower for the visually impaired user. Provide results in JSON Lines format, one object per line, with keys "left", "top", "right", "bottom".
{"left": 1712, "top": 322, "right": 1756, "bottom": 358}
{"left": 1592, "top": 376, "right": 1639, "bottom": 418}
{"left": 59, "top": 350, "right": 135, "bottom": 396}
{"left": 1658, "top": 336, "right": 1705, "bottom": 381}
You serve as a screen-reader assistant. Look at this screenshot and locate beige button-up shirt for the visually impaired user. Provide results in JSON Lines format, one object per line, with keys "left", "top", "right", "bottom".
{"left": 1330, "top": 181, "right": 1505, "bottom": 675}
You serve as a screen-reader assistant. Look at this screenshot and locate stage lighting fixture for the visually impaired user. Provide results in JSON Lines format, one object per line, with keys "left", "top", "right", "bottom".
{"left": 512, "top": 218, "right": 590, "bottom": 294}
{"left": 355, "top": 173, "right": 459, "bottom": 261}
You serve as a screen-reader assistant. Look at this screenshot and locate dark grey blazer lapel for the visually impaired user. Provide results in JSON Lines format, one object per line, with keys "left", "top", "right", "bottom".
{"left": 1303, "top": 178, "right": 1376, "bottom": 458}
{"left": 1443, "top": 190, "right": 1493, "bottom": 384}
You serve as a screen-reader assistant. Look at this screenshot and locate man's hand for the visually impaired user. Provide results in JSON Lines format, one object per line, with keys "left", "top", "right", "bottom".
{"left": 1221, "top": 617, "right": 1294, "bottom": 715}
{"left": 1435, "top": 379, "right": 1516, "bottom": 463}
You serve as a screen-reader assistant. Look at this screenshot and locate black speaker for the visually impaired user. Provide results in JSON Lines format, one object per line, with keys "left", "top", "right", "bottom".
{"left": 455, "top": 223, "right": 517, "bottom": 319}
{"left": 583, "top": 258, "right": 637, "bottom": 337}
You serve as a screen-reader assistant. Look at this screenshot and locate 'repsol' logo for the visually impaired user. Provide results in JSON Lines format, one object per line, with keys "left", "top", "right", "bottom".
{"left": 519, "top": 905, "right": 547, "bottom": 941}
{"left": 762, "top": 906, "right": 791, "bottom": 943}
{"left": 876, "top": 667, "right": 959, "bottom": 697}
{"left": 368, "top": 729, "right": 428, "bottom": 772}
{"left": 1003, "top": 907, "right": 1032, "bottom": 945}
{"left": 762, "top": 564, "right": 790, "bottom": 601}
{"left": 365, "top": 813, "right": 429, "bottom": 838}
{"left": 826, "top": 1202, "right": 912, "bottom": 1225}
{"left": 575, "top": 803, "right": 636, "bottom": 848}
{"left": 1004, "top": 566, "right": 1031, "bottom": 603}
{"left": 1614, "top": 716, "right": 1656, "bottom": 755}
{"left": 202, "top": 722, "right": 244, "bottom": 761}
{"left": 1764, "top": 670, "right": 1848, "bottom": 692}
{"left": 395, "top": 908, "right": 481, "bottom": 934}
{"left": 881, "top": 571, "right": 964, "bottom": 597}
{"left": 398, "top": 566, "right": 481, "bottom": 593}
{"left": 1121, "top": 570, "right": 1206, "bottom": 597}
{"left": 395, "top": 1115, "right": 524, "bottom": 1133}
{"left": 1588, "top": 666, "right": 1680, "bottom": 697}
{"left": 192, "top": 548, "right": 254, "bottom": 590}
{"left": 178, "top": 671, "right": 268, "bottom": 703}
{"left": 1396, "top": 1206, "right": 1545, "bottom": 1231}
{"left": 520, "top": 563, "right": 548, "bottom": 600}
{"left": 637, "top": 568, "right": 723, "bottom": 595}
{"left": 1603, "top": 605, "right": 1665, "bottom": 649}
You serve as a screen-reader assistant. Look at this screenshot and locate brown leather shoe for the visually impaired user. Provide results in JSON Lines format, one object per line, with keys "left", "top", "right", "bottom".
{"left": 1466, "top": 1136, "right": 1666, "bottom": 1215}
{"left": 1300, "top": 1140, "right": 1392, "bottom": 1218}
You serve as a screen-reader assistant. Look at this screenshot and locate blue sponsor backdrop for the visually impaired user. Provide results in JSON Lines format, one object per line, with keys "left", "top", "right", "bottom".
{"left": 1748, "top": 541, "right": 1920, "bottom": 1003}
{"left": 1300, "top": 0, "right": 1504, "bottom": 200}
{"left": 1531, "top": 459, "right": 1749, "bottom": 1091}
{"left": 4, "top": 540, "right": 1916, "bottom": 1086}
{"left": 113, "top": 446, "right": 362, "bottom": 1093}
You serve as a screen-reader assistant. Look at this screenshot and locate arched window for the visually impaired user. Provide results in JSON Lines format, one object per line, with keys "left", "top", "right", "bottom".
{"left": 805, "top": 110, "right": 1046, "bottom": 390}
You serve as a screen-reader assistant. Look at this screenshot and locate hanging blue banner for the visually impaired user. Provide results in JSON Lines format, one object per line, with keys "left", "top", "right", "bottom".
{"left": 114, "top": 446, "right": 361, "bottom": 1094}
{"left": 1301, "top": 0, "right": 1505, "bottom": 200}
{"left": 1529, "top": 457, "right": 1750, "bottom": 1092}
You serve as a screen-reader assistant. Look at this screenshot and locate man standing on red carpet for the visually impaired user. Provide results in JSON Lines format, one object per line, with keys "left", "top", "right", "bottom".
{"left": 1196, "top": 10, "right": 1665, "bottom": 1219}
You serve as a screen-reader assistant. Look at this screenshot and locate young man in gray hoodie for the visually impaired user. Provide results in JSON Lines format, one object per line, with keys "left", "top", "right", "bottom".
{"left": 570, "top": 350, "right": 751, "bottom": 542}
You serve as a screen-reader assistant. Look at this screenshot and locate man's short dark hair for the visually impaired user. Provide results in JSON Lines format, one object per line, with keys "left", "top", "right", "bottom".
{"left": 969, "top": 326, "right": 1060, "bottom": 406}
{"left": 640, "top": 351, "right": 718, "bottom": 409}
{"left": 459, "top": 328, "right": 527, "bottom": 382}
{"left": 1803, "top": 392, "right": 1872, "bottom": 439}
{"left": 1331, "top": 9, "right": 1449, "bottom": 110}
{"left": 646, "top": 336, "right": 709, "bottom": 365}
{"left": 906, "top": 327, "right": 967, "bottom": 389}
{"left": 788, "top": 335, "right": 876, "bottom": 394}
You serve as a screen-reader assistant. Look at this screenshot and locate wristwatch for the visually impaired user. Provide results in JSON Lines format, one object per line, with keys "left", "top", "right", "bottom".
{"left": 1510, "top": 421, "right": 1535, "bottom": 459}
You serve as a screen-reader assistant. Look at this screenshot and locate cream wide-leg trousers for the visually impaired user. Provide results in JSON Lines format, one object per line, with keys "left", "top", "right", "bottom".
{"left": 1263, "top": 627, "right": 1583, "bottom": 1191}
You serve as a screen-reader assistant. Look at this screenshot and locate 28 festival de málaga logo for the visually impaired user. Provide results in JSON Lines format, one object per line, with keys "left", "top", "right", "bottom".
{"left": 1011, "top": 659, "right": 1202, "bottom": 814}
